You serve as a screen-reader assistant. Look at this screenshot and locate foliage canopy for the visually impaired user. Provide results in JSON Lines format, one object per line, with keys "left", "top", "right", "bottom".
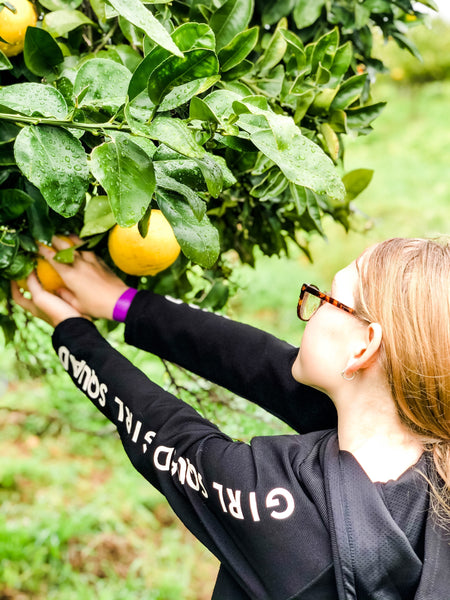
{"left": 0, "top": 0, "right": 437, "bottom": 342}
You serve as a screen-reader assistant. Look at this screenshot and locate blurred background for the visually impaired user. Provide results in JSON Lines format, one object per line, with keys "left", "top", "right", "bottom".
{"left": 1, "top": 6, "right": 450, "bottom": 600}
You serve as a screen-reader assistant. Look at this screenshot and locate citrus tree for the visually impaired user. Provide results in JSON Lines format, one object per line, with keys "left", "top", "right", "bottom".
{"left": 0, "top": 0, "right": 437, "bottom": 344}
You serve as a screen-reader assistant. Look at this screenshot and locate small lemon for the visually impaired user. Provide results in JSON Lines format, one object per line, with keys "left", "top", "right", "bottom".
{"left": 17, "top": 236, "right": 73, "bottom": 293}
{"left": 0, "top": 0, "right": 37, "bottom": 58}
{"left": 108, "top": 210, "right": 181, "bottom": 276}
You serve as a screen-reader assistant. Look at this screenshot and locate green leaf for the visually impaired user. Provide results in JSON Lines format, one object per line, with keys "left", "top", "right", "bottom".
{"left": 218, "top": 26, "right": 259, "bottom": 72}
{"left": 154, "top": 164, "right": 206, "bottom": 220}
{"left": 0, "top": 228, "right": 18, "bottom": 269}
{"left": 202, "top": 89, "right": 243, "bottom": 123}
{"left": 3, "top": 253, "right": 35, "bottom": 280}
{"left": 156, "top": 189, "right": 220, "bottom": 268}
{"left": 260, "top": 0, "right": 296, "bottom": 26}
{"left": 319, "top": 122, "right": 339, "bottom": 161}
{"left": 342, "top": 169, "right": 374, "bottom": 201}
{"left": 195, "top": 155, "right": 226, "bottom": 197}
{"left": 106, "top": 0, "right": 183, "bottom": 57}
{"left": 14, "top": 125, "right": 89, "bottom": 218}
{"left": 128, "top": 23, "right": 215, "bottom": 101}
{"left": 90, "top": 134, "right": 156, "bottom": 227}
{"left": 331, "top": 73, "right": 367, "bottom": 110}
{"left": 24, "top": 183, "right": 54, "bottom": 244}
{"left": 23, "top": 27, "right": 64, "bottom": 77}
{"left": 311, "top": 28, "right": 339, "bottom": 73}
{"left": 346, "top": 102, "right": 386, "bottom": 132}
{"left": 0, "top": 49, "right": 12, "bottom": 70}
{"left": 148, "top": 49, "right": 219, "bottom": 105}
{"left": 147, "top": 117, "right": 206, "bottom": 159}
{"left": 189, "top": 96, "right": 220, "bottom": 123}
{"left": 255, "top": 19, "right": 287, "bottom": 76}
{"left": 329, "top": 41, "right": 352, "bottom": 83}
{"left": 235, "top": 101, "right": 345, "bottom": 200}
{"left": 42, "top": 10, "right": 95, "bottom": 37}
{"left": 209, "top": 0, "right": 254, "bottom": 51}
{"left": 0, "top": 83, "right": 68, "bottom": 119}
{"left": 172, "top": 22, "right": 217, "bottom": 53}
{"left": 0, "top": 145, "right": 15, "bottom": 166}
{"left": 74, "top": 58, "right": 131, "bottom": 113}
{"left": 0, "top": 189, "right": 33, "bottom": 222}
{"left": 0, "top": 121, "right": 20, "bottom": 144}
{"left": 80, "top": 195, "right": 115, "bottom": 237}
{"left": 293, "top": 0, "right": 326, "bottom": 29}
{"left": 39, "top": 0, "right": 83, "bottom": 9}
{"left": 159, "top": 76, "right": 220, "bottom": 112}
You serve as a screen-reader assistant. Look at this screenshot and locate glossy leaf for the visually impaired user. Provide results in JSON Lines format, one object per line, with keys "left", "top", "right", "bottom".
{"left": 346, "top": 102, "right": 386, "bottom": 132}
{"left": 260, "top": 0, "right": 296, "bottom": 26}
{"left": 155, "top": 164, "right": 206, "bottom": 221}
{"left": 0, "top": 83, "right": 68, "bottom": 119}
{"left": 255, "top": 19, "right": 287, "bottom": 76}
{"left": 14, "top": 125, "right": 89, "bottom": 218}
{"left": 148, "top": 49, "right": 219, "bottom": 105}
{"left": 74, "top": 59, "right": 131, "bottom": 113}
{"left": 210, "top": 0, "right": 254, "bottom": 51}
{"left": 342, "top": 169, "right": 374, "bottom": 201}
{"left": 293, "top": 0, "right": 326, "bottom": 29}
{"left": 156, "top": 189, "right": 220, "bottom": 268}
{"left": 90, "top": 134, "right": 156, "bottom": 227}
{"left": 147, "top": 117, "right": 206, "bottom": 159}
{"left": 235, "top": 101, "right": 345, "bottom": 200}
{"left": 0, "top": 190, "right": 33, "bottom": 222}
{"left": 39, "top": 0, "right": 83, "bottom": 9}
{"left": 24, "top": 27, "right": 64, "bottom": 77}
{"left": 0, "top": 229, "right": 18, "bottom": 269}
{"left": 80, "top": 195, "right": 115, "bottom": 237}
{"left": 0, "top": 50, "right": 12, "bottom": 71}
{"left": 106, "top": 0, "right": 182, "bottom": 57}
{"left": 218, "top": 26, "right": 259, "bottom": 72}
{"left": 331, "top": 73, "right": 367, "bottom": 110}
{"left": 42, "top": 10, "right": 95, "bottom": 37}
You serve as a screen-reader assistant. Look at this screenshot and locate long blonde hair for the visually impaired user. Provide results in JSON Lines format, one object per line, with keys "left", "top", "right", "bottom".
{"left": 354, "top": 237, "right": 450, "bottom": 520}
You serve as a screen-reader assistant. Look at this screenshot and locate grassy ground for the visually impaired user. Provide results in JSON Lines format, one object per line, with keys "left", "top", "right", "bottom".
{"left": 1, "top": 79, "right": 450, "bottom": 599}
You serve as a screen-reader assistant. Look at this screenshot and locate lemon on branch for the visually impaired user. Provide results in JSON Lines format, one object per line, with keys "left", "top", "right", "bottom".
{"left": 108, "top": 210, "right": 181, "bottom": 276}
{"left": 17, "top": 236, "right": 73, "bottom": 293}
{"left": 0, "top": 0, "right": 37, "bottom": 57}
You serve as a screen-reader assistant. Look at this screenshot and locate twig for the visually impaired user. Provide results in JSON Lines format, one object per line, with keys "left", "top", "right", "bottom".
{"left": 0, "top": 405, "right": 115, "bottom": 437}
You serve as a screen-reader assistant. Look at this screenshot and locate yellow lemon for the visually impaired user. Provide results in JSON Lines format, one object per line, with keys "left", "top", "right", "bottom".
{"left": 0, "top": 0, "right": 37, "bottom": 58}
{"left": 17, "top": 236, "right": 73, "bottom": 293}
{"left": 108, "top": 210, "right": 181, "bottom": 276}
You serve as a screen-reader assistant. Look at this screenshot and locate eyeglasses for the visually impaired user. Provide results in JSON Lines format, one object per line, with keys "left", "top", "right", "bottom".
{"left": 297, "top": 283, "right": 358, "bottom": 322}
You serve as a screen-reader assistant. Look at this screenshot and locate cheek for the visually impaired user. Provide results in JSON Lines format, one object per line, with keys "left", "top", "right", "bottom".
{"left": 291, "top": 322, "right": 321, "bottom": 383}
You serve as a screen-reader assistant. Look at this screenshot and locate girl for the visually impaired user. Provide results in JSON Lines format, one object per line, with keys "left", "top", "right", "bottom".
{"left": 11, "top": 236, "right": 450, "bottom": 599}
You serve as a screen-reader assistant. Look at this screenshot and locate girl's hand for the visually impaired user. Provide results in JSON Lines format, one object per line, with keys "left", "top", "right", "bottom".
{"left": 11, "top": 273, "right": 83, "bottom": 328}
{"left": 38, "top": 236, "right": 128, "bottom": 320}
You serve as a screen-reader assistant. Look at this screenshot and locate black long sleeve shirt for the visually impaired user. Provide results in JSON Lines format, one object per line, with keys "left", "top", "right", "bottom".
{"left": 52, "top": 291, "right": 450, "bottom": 599}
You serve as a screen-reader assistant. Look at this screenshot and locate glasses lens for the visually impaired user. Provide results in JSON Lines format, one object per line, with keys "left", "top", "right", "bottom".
{"left": 300, "top": 291, "right": 321, "bottom": 320}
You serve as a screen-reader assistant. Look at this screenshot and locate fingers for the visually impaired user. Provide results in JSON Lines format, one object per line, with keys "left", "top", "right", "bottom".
{"left": 56, "top": 287, "right": 82, "bottom": 312}
{"left": 51, "top": 235, "right": 73, "bottom": 251}
{"left": 11, "top": 280, "right": 36, "bottom": 314}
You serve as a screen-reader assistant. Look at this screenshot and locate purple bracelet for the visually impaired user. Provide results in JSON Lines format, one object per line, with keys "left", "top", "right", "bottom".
{"left": 112, "top": 288, "right": 138, "bottom": 322}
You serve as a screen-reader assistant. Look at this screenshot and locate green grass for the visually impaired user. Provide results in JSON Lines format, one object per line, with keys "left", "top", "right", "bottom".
{"left": 2, "top": 79, "right": 450, "bottom": 599}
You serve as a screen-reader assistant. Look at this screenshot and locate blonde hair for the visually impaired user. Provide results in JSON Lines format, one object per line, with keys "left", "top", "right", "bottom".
{"left": 354, "top": 237, "right": 450, "bottom": 520}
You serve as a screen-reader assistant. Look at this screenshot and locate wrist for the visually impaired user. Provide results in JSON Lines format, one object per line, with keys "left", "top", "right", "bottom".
{"left": 112, "top": 288, "right": 138, "bottom": 322}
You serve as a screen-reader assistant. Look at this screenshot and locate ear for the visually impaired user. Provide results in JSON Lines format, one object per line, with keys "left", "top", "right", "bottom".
{"left": 342, "top": 322, "right": 382, "bottom": 378}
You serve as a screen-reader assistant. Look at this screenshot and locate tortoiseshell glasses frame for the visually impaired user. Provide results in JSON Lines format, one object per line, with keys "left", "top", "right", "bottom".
{"left": 297, "top": 283, "right": 358, "bottom": 322}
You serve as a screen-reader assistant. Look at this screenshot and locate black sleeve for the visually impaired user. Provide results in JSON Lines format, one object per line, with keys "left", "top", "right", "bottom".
{"left": 51, "top": 318, "right": 333, "bottom": 600}
{"left": 123, "top": 291, "right": 337, "bottom": 433}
